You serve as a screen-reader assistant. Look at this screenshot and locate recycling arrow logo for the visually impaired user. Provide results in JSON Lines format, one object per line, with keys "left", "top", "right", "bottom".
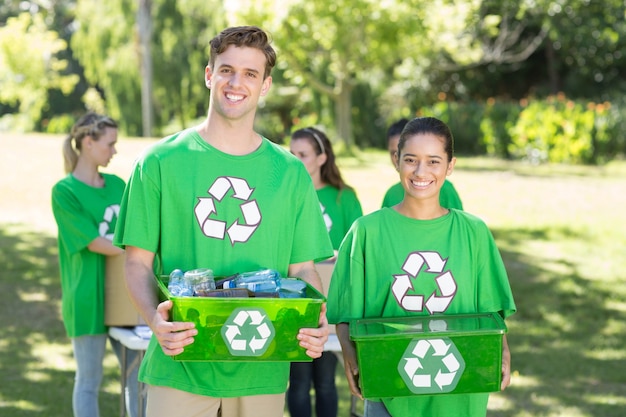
{"left": 221, "top": 308, "right": 275, "bottom": 356}
{"left": 398, "top": 337, "right": 465, "bottom": 394}
{"left": 320, "top": 203, "right": 332, "bottom": 232}
{"left": 194, "top": 176, "right": 261, "bottom": 245}
{"left": 99, "top": 204, "right": 120, "bottom": 241}
{"left": 391, "top": 251, "right": 458, "bottom": 313}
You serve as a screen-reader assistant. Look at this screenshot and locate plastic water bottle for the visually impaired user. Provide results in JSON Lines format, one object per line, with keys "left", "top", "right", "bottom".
{"left": 168, "top": 269, "right": 193, "bottom": 296}
{"left": 185, "top": 268, "right": 216, "bottom": 296}
{"left": 223, "top": 269, "right": 280, "bottom": 295}
{"left": 278, "top": 277, "right": 307, "bottom": 298}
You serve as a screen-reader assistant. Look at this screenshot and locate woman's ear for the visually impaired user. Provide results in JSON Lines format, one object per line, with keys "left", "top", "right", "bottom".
{"left": 317, "top": 152, "right": 328, "bottom": 167}
{"left": 447, "top": 157, "right": 457, "bottom": 176}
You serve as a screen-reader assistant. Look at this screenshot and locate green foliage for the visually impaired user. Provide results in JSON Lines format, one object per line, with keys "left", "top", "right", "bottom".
{"left": 71, "top": 0, "right": 142, "bottom": 135}
{"left": 509, "top": 94, "right": 619, "bottom": 164}
{"left": 417, "top": 101, "right": 485, "bottom": 155}
{"left": 480, "top": 99, "right": 521, "bottom": 158}
{"left": 267, "top": 0, "right": 425, "bottom": 147}
{"left": 151, "top": 0, "right": 226, "bottom": 134}
{"left": 45, "top": 114, "right": 76, "bottom": 134}
{"left": 0, "top": 13, "right": 78, "bottom": 131}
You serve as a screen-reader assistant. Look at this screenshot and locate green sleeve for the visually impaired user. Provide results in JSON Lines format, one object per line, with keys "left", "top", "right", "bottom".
{"left": 440, "top": 180, "right": 463, "bottom": 210}
{"left": 327, "top": 224, "right": 366, "bottom": 323}
{"left": 52, "top": 182, "right": 99, "bottom": 254}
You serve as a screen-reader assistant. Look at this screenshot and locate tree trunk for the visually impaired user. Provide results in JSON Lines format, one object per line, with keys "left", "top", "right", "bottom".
{"left": 545, "top": 39, "right": 559, "bottom": 94}
{"left": 137, "top": 0, "right": 153, "bottom": 137}
{"left": 335, "top": 78, "right": 353, "bottom": 150}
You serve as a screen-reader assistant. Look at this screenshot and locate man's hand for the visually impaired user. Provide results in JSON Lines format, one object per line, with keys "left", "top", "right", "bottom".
{"left": 152, "top": 300, "right": 197, "bottom": 356}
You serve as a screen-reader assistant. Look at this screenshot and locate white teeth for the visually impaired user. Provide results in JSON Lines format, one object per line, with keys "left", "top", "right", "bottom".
{"left": 412, "top": 180, "right": 430, "bottom": 187}
{"left": 226, "top": 93, "right": 244, "bottom": 101}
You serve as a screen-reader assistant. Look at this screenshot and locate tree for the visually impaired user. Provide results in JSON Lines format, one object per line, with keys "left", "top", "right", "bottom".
{"left": 137, "top": 0, "right": 153, "bottom": 137}
{"left": 268, "top": 0, "right": 425, "bottom": 149}
{"left": 0, "top": 12, "right": 78, "bottom": 131}
{"left": 71, "top": 0, "right": 142, "bottom": 135}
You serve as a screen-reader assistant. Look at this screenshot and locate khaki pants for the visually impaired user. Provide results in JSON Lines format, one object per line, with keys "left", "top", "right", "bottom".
{"left": 145, "top": 385, "right": 285, "bottom": 417}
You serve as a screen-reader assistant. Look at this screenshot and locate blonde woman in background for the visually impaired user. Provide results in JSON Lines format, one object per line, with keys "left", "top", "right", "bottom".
{"left": 51, "top": 112, "right": 140, "bottom": 417}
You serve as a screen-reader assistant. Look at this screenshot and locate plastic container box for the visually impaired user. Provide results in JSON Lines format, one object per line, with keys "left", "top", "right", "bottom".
{"left": 155, "top": 275, "right": 325, "bottom": 362}
{"left": 350, "top": 312, "right": 507, "bottom": 398}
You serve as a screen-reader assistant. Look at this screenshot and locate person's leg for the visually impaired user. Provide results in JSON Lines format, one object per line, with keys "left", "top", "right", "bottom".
{"left": 287, "top": 361, "right": 313, "bottom": 417}
{"left": 109, "top": 336, "right": 141, "bottom": 417}
{"left": 145, "top": 385, "right": 221, "bottom": 417}
{"left": 71, "top": 334, "right": 107, "bottom": 417}
{"left": 222, "top": 393, "right": 285, "bottom": 417}
{"left": 363, "top": 400, "right": 392, "bottom": 417}
{"left": 312, "top": 352, "right": 338, "bottom": 417}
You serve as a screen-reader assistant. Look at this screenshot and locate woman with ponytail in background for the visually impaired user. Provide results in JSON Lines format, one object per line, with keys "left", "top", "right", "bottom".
{"left": 51, "top": 112, "right": 140, "bottom": 417}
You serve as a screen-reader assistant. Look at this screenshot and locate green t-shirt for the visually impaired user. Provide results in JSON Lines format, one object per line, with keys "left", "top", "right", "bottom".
{"left": 51, "top": 173, "right": 126, "bottom": 337}
{"left": 381, "top": 179, "right": 464, "bottom": 210}
{"left": 316, "top": 185, "right": 363, "bottom": 250}
{"left": 327, "top": 208, "right": 515, "bottom": 416}
{"left": 114, "top": 129, "right": 334, "bottom": 398}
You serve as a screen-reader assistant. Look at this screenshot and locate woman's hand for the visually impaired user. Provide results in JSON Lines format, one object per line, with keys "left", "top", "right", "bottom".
{"left": 298, "top": 303, "right": 330, "bottom": 359}
{"left": 500, "top": 334, "right": 511, "bottom": 390}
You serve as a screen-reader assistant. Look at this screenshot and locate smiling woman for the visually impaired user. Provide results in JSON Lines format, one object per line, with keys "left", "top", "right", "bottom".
{"left": 327, "top": 116, "right": 516, "bottom": 417}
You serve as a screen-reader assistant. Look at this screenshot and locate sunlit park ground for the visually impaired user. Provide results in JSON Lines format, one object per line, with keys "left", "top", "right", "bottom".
{"left": 1, "top": 132, "right": 625, "bottom": 416}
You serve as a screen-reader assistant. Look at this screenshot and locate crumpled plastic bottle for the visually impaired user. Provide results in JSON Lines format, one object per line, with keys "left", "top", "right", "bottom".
{"left": 223, "top": 269, "right": 280, "bottom": 295}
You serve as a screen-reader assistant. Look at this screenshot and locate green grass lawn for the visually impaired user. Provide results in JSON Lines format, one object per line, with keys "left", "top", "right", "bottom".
{"left": 1, "top": 133, "right": 625, "bottom": 416}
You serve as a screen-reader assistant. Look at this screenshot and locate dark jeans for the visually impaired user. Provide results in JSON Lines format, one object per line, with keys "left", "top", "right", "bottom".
{"left": 287, "top": 351, "right": 338, "bottom": 417}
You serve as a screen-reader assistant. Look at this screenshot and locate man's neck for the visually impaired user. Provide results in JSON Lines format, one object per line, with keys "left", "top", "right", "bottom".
{"left": 196, "top": 116, "right": 262, "bottom": 156}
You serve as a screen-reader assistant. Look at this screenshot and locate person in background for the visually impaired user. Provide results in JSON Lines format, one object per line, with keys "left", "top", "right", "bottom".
{"left": 51, "top": 112, "right": 140, "bottom": 417}
{"left": 288, "top": 127, "right": 363, "bottom": 417}
{"left": 328, "top": 116, "right": 515, "bottom": 417}
{"left": 113, "top": 26, "right": 333, "bottom": 417}
{"left": 381, "top": 118, "right": 463, "bottom": 210}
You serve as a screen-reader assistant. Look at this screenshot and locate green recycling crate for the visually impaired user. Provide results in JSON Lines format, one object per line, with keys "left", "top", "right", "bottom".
{"left": 350, "top": 313, "right": 507, "bottom": 398}
{"left": 155, "top": 275, "right": 325, "bottom": 362}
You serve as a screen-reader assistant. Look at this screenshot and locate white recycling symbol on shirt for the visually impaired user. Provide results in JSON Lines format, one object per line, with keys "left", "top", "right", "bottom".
{"left": 99, "top": 204, "right": 120, "bottom": 241}
{"left": 398, "top": 337, "right": 465, "bottom": 394}
{"left": 221, "top": 308, "right": 275, "bottom": 356}
{"left": 320, "top": 202, "right": 332, "bottom": 232}
{"left": 391, "top": 251, "right": 458, "bottom": 313}
{"left": 194, "top": 176, "right": 261, "bottom": 245}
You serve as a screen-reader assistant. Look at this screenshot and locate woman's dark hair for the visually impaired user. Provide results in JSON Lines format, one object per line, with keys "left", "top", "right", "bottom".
{"left": 398, "top": 117, "right": 454, "bottom": 162}
{"left": 62, "top": 112, "right": 117, "bottom": 173}
{"left": 291, "top": 127, "right": 350, "bottom": 190}
{"left": 387, "top": 118, "right": 409, "bottom": 142}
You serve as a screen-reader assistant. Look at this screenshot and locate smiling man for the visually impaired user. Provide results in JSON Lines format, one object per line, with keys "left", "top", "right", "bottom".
{"left": 114, "top": 26, "right": 334, "bottom": 417}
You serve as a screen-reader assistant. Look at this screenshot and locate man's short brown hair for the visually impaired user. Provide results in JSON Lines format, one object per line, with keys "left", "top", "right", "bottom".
{"left": 209, "top": 26, "right": 277, "bottom": 79}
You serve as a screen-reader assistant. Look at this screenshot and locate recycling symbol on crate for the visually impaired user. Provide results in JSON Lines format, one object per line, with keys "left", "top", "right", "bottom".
{"left": 194, "top": 176, "right": 261, "bottom": 245}
{"left": 398, "top": 337, "right": 465, "bottom": 394}
{"left": 98, "top": 204, "right": 120, "bottom": 241}
{"left": 391, "top": 251, "right": 458, "bottom": 313}
{"left": 221, "top": 308, "right": 275, "bottom": 356}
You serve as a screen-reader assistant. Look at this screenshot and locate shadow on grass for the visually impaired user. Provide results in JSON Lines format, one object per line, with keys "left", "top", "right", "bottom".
{"left": 0, "top": 224, "right": 119, "bottom": 417}
{"left": 2, "top": 222, "right": 624, "bottom": 417}
{"left": 490, "top": 226, "right": 626, "bottom": 417}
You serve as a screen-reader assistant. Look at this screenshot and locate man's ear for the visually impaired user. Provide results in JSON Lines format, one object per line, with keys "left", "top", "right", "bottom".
{"left": 205, "top": 65, "right": 212, "bottom": 89}
{"left": 260, "top": 76, "right": 272, "bottom": 96}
